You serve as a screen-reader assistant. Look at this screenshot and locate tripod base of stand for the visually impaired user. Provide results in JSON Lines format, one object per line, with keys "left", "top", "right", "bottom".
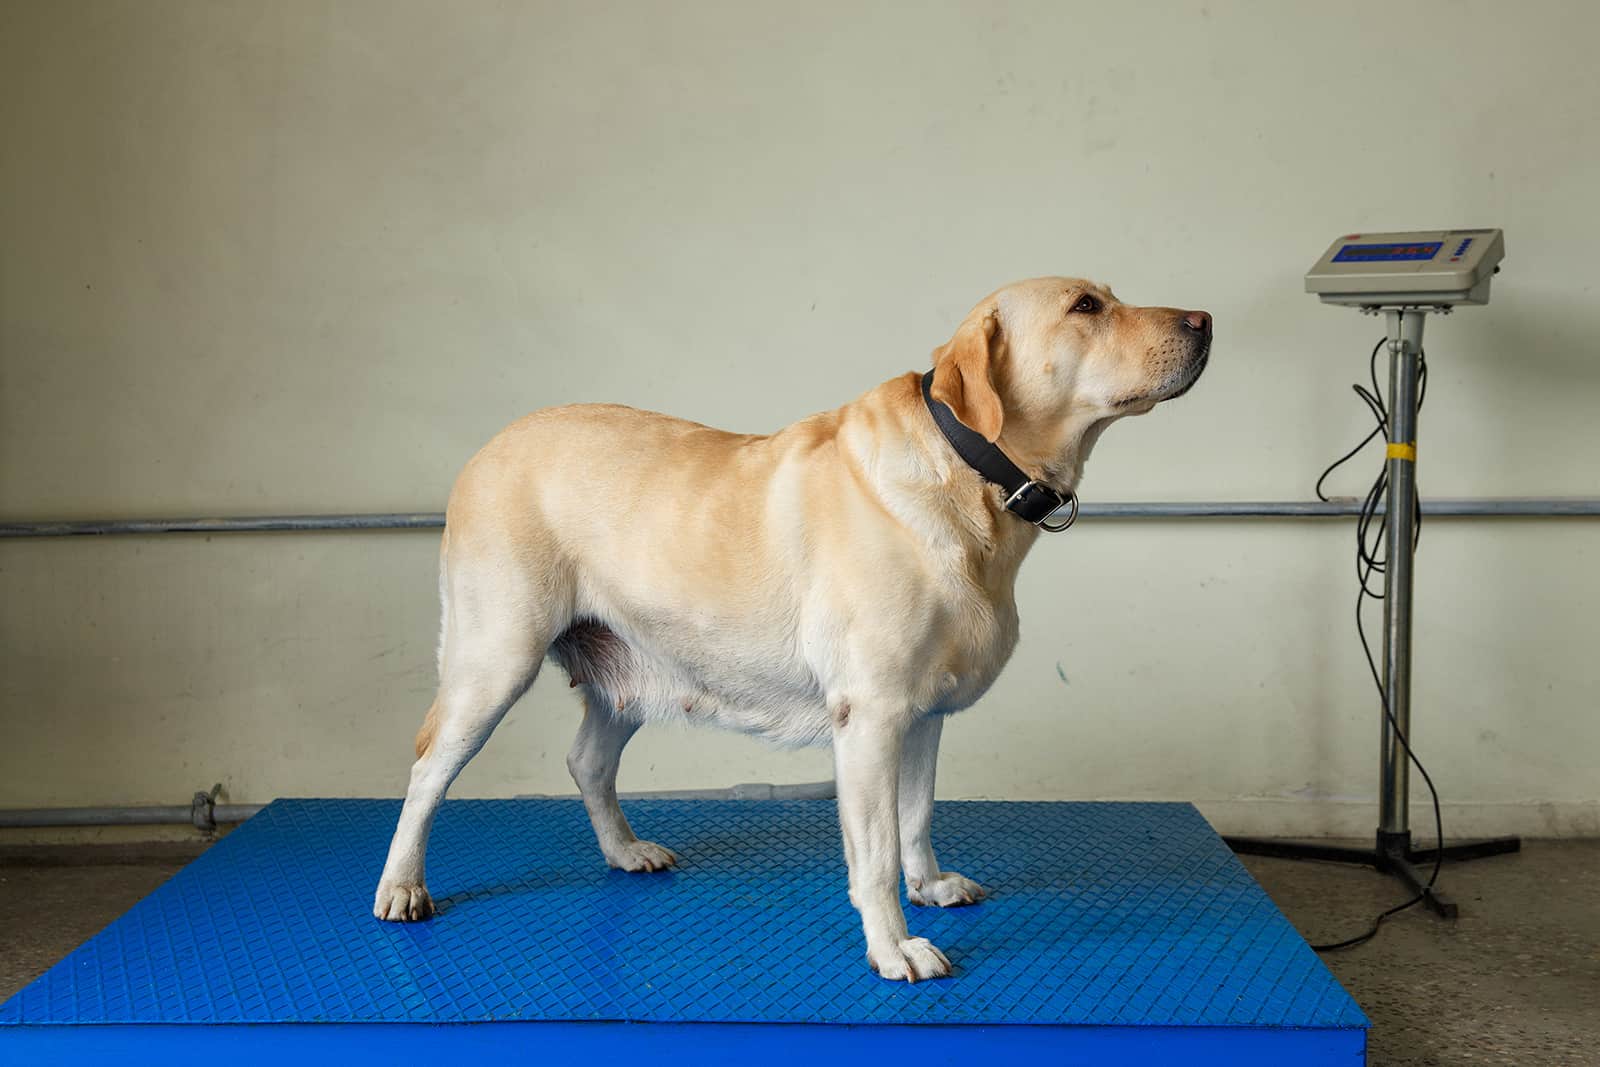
{"left": 1224, "top": 830, "right": 1522, "bottom": 919}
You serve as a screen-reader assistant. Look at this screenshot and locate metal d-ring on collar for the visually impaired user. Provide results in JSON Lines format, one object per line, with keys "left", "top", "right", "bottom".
{"left": 1013, "top": 481, "right": 1079, "bottom": 532}
{"left": 920, "top": 369, "right": 1080, "bottom": 533}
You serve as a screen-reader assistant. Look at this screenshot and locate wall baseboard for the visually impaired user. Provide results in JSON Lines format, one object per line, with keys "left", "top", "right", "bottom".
{"left": 1192, "top": 798, "right": 1600, "bottom": 841}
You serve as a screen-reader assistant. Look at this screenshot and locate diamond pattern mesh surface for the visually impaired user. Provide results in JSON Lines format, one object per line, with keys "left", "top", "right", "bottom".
{"left": 0, "top": 799, "right": 1364, "bottom": 1030}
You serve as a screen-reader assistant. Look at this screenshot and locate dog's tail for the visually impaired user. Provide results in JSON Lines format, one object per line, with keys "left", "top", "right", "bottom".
{"left": 414, "top": 697, "right": 441, "bottom": 760}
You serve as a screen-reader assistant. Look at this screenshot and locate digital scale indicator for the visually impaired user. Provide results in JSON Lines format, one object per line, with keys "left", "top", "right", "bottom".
{"left": 1332, "top": 242, "right": 1443, "bottom": 263}
{"left": 1306, "top": 229, "right": 1502, "bottom": 307}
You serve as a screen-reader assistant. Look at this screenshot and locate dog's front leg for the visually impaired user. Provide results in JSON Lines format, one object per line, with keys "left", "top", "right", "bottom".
{"left": 833, "top": 705, "right": 952, "bottom": 982}
{"left": 899, "top": 715, "right": 987, "bottom": 908}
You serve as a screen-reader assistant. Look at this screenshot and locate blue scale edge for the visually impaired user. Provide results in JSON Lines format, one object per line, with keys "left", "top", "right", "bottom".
{"left": 0, "top": 799, "right": 1365, "bottom": 1041}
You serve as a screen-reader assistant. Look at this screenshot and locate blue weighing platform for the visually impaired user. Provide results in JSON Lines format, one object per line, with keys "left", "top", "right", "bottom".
{"left": 0, "top": 799, "right": 1366, "bottom": 1063}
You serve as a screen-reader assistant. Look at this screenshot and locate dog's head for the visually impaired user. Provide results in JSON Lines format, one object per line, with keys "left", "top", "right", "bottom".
{"left": 929, "top": 277, "right": 1211, "bottom": 444}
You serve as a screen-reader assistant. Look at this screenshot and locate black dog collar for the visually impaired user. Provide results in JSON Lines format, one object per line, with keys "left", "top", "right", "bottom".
{"left": 920, "top": 369, "right": 1078, "bottom": 533}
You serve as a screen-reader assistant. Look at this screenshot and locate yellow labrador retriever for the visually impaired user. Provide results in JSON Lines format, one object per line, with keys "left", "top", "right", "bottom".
{"left": 374, "top": 277, "right": 1211, "bottom": 982}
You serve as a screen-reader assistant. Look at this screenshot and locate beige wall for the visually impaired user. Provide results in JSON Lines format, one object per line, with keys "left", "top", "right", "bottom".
{"left": 2, "top": 1, "right": 1596, "bottom": 836}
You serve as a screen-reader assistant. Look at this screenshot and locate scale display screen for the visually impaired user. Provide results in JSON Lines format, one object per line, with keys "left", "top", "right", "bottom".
{"left": 1332, "top": 242, "right": 1442, "bottom": 263}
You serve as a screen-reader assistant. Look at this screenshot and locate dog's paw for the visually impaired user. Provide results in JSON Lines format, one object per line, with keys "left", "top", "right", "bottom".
{"left": 604, "top": 839, "right": 678, "bottom": 873}
{"left": 868, "top": 936, "right": 952, "bottom": 983}
{"left": 907, "top": 871, "right": 987, "bottom": 908}
{"left": 373, "top": 881, "right": 435, "bottom": 922}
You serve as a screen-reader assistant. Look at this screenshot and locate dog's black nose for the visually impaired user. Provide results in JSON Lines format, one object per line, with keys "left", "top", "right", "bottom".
{"left": 1182, "top": 310, "right": 1212, "bottom": 336}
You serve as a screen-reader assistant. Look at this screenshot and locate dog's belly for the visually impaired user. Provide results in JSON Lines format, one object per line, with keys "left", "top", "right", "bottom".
{"left": 549, "top": 617, "right": 834, "bottom": 747}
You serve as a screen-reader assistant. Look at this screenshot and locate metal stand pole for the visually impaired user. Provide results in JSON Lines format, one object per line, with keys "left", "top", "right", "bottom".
{"left": 1226, "top": 306, "right": 1520, "bottom": 922}
{"left": 1370, "top": 310, "right": 1453, "bottom": 916}
{"left": 1378, "top": 308, "right": 1422, "bottom": 841}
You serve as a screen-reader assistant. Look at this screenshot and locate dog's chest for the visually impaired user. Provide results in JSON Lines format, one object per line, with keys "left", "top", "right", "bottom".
{"left": 923, "top": 583, "right": 1020, "bottom": 715}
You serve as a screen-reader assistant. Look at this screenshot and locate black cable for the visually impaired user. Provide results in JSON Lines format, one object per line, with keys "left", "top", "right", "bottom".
{"left": 1308, "top": 339, "right": 1445, "bottom": 953}
{"left": 1314, "top": 340, "right": 1388, "bottom": 504}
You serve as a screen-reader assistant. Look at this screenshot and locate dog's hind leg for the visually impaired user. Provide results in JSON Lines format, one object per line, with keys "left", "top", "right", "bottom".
{"left": 373, "top": 550, "right": 559, "bottom": 921}
{"left": 567, "top": 688, "right": 677, "bottom": 872}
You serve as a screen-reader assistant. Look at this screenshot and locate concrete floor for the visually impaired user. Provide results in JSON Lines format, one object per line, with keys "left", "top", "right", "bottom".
{"left": 1238, "top": 842, "right": 1600, "bottom": 1065}
{"left": 1, "top": 840, "right": 1596, "bottom": 1063}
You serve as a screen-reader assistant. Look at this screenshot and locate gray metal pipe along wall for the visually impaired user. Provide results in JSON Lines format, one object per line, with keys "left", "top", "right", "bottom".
{"left": 0, "top": 805, "right": 267, "bottom": 829}
{"left": 2, "top": 499, "right": 1598, "bottom": 538}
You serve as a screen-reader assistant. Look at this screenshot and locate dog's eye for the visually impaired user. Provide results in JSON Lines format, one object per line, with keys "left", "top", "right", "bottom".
{"left": 1071, "top": 295, "right": 1101, "bottom": 314}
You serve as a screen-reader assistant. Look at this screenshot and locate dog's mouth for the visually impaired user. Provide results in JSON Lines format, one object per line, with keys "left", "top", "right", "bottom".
{"left": 1165, "top": 341, "right": 1210, "bottom": 400}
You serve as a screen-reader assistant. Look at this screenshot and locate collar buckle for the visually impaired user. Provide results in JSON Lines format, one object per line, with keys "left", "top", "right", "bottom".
{"left": 1003, "top": 481, "right": 1079, "bottom": 533}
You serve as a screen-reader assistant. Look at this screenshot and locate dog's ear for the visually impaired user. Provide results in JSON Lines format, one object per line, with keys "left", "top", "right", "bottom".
{"left": 930, "top": 311, "right": 1004, "bottom": 442}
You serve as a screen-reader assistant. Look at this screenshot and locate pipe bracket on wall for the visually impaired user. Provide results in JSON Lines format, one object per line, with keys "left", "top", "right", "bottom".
{"left": 191, "top": 784, "right": 223, "bottom": 832}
